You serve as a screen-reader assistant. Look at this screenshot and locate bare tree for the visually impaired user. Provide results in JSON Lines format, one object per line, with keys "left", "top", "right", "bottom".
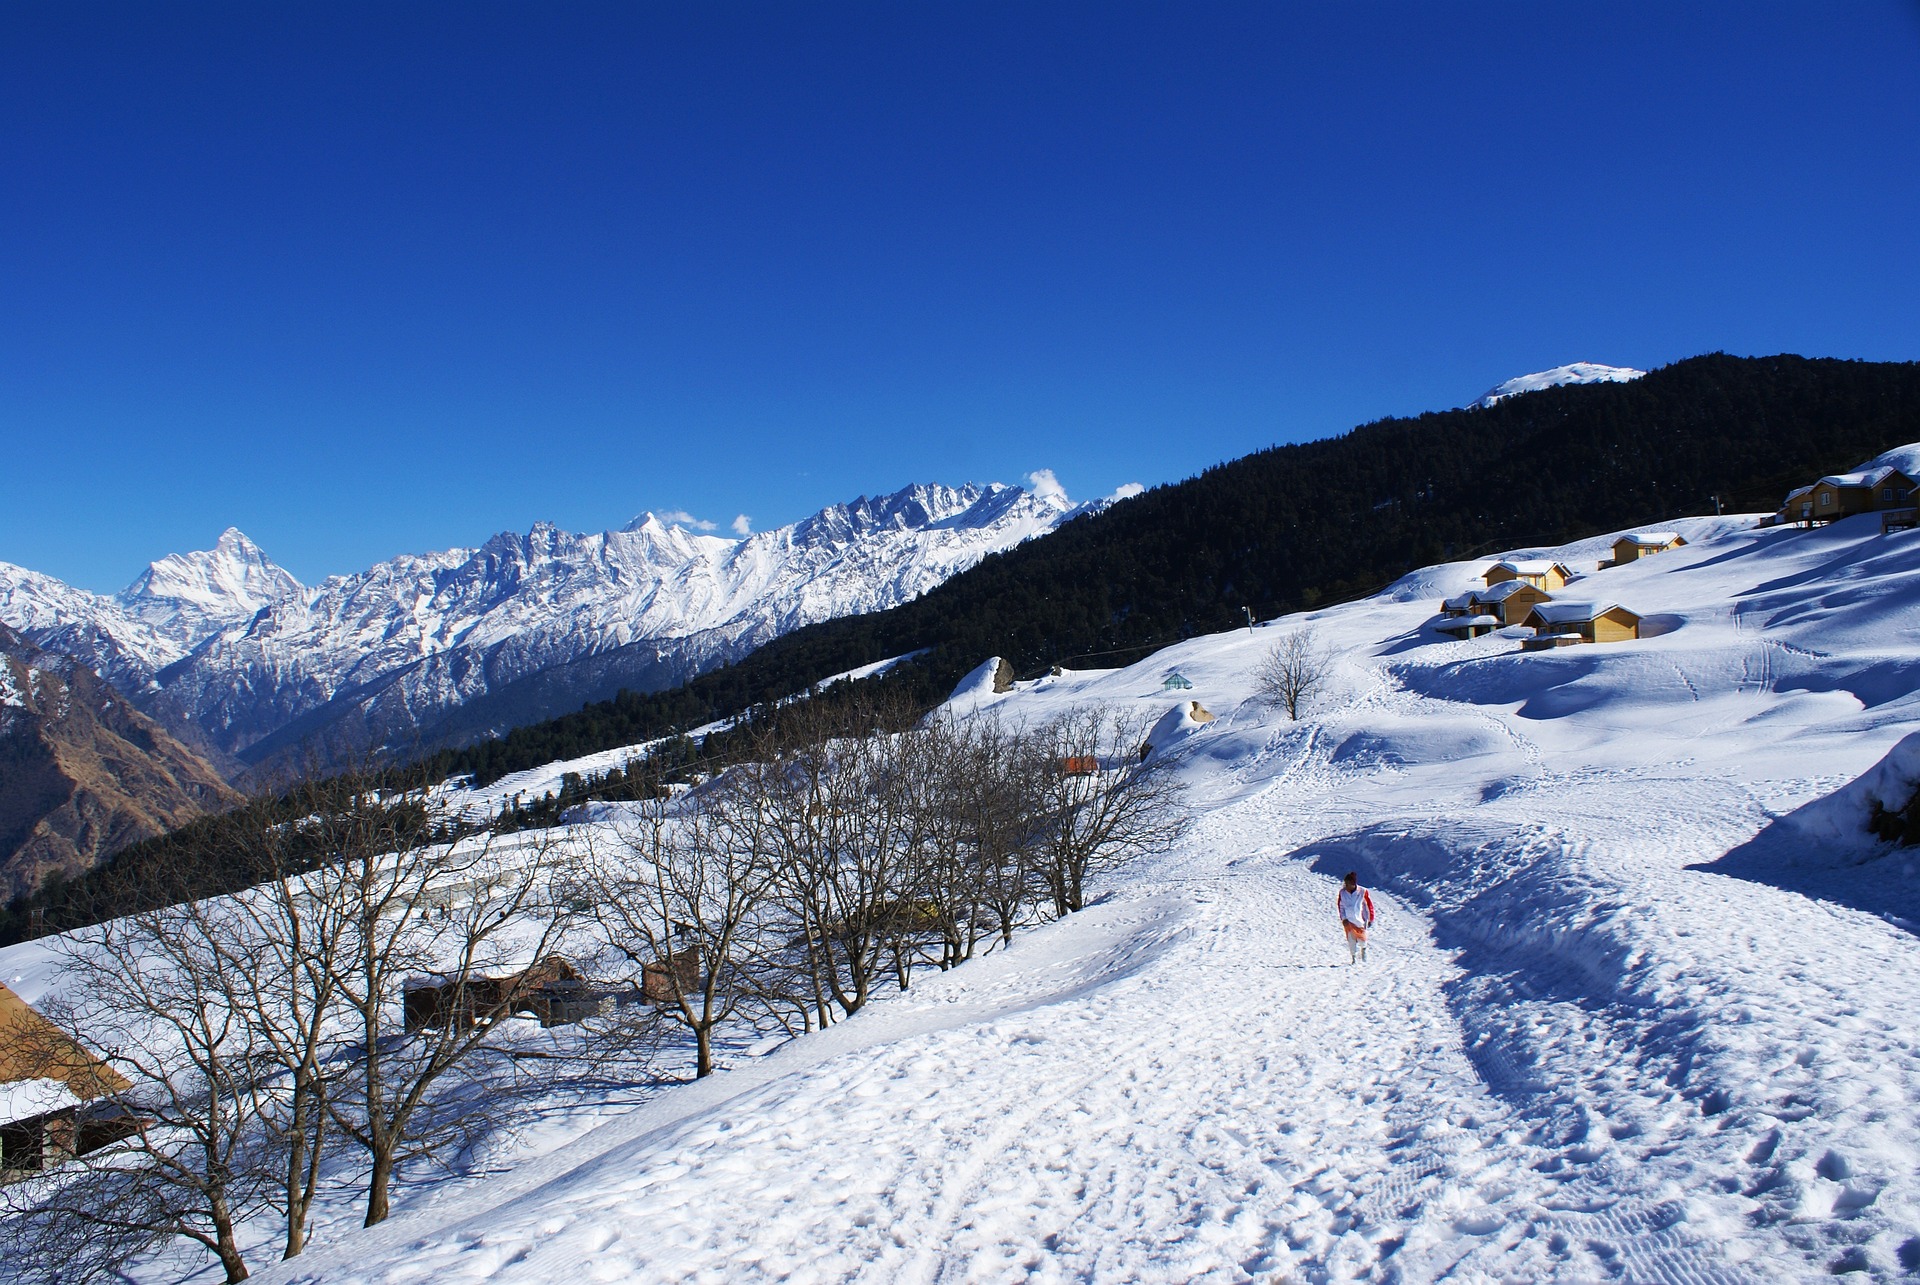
{"left": 1253, "top": 627, "right": 1333, "bottom": 720}
{"left": 1031, "top": 708, "right": 1189, "bottom": 917}
{"left": 9, "top": 885, "right": 276, "bottom": 1283}
{"left": 912, "top": 714, "right": 1041, "bottom": 957}
{"left": 304, "top": 796, "right": 575, "bottom": 1227}
{"left": 582, "top": 778, "right": 777, "bottom": 1079}
{"left": 740, "top": 692, "right": 935, "bottom": 1025}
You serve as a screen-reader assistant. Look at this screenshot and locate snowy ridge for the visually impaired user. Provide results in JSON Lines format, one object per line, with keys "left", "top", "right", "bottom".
{"left": 10, "top": 457, "right": 1918, "bottom": 1280}
{"left": 1473, "top": 361, "right": 1646, "bottom": 407}
{"left": 0, "top": 481, "right": 1086, "bottom": 762}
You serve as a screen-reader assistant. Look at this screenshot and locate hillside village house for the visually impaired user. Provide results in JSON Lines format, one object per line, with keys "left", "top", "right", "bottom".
{"left": 1780, "top": 467, "right": 1917, "bottom": 527}
{"left": 1606, "top": 532, "right": 1686, "bottom": 566}
{"left": 1521, "top": 600, "right": 1643, "bottom": 650}
{"left": 1482, "top": 559, "right": 1576, "bottom": 591}
{"left": 1, "top": 983, "right": 133, "bottom": 1182}
{"left": 1439, "top": 579, "right": 1552, "bottom": 629}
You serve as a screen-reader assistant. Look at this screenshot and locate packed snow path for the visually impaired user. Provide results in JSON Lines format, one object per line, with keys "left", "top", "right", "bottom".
{"left": 272, "top": 765, "right": 1918, "bottom": 1281}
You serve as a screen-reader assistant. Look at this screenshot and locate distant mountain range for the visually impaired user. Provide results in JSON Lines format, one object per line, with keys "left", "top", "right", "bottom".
{"left": 0, "top": 482, "right": 1084, "bottom": 775}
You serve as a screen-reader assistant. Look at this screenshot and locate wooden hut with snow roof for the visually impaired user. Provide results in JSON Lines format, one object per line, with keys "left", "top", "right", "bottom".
{"left": 1782, "top": 467, "right": 1918, "bottom": 527}
{"left": 1482, "top": 559, "right": 1575, "bottom": 592}
{"left": 1520, "top": 601, "right": 1643, "bottom": 650}
{"left": 1, "top": 983, "right": 133, "bottom": 1181}
{"left": 1473, "top": 579, "right": 1553, "bottom": 626}
{"left": 1605, "top": 531, "right": 1686, "bottom": 566}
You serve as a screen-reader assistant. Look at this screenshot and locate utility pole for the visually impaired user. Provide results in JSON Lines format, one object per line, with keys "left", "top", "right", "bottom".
{"left": 1243, "top": 606, "right": 1256, "bottom": 633}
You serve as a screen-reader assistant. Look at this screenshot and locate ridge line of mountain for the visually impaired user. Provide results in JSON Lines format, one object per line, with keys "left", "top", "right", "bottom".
{"left": 430, "top": 352, "right": 1920, "bottom": 787}
{"left": 0, "top": 480, "right": 1097, "bottom": 776}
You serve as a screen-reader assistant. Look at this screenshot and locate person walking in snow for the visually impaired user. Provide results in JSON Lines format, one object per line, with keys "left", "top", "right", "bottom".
{"left": 1337, "top": 871, "right": 1375, "bottom": 964}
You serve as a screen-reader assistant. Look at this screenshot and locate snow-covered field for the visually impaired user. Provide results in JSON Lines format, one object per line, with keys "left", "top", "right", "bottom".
{"left": 11, "top": 495, "right": 1920, "bottom": 1282}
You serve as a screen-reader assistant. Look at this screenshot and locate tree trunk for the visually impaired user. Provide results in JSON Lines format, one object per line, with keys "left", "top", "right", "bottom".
{"left": 211, "top": 1195, "right": 250, "bottom": 1282}
{"left": 365, "top": 1148, "right": 395, "bottom": 1226}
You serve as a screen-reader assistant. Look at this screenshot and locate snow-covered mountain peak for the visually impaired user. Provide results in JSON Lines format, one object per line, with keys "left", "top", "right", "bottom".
{"left": 1473, "top": 362, "right": 1647, "bottom": 408}
{"left": 0, "top": 477, "right": 1081, "bottom": 764}
{"left": 116, "top": 527, "right": 304, "bottom": 639}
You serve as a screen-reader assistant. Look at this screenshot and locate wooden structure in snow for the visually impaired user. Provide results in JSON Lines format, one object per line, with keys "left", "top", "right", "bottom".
{"left": 1438, "top": 579, "right": 1550, "bottom": 630}
{"left": 1482, "top": 559, "right": 1575, "bottom": 591}
{"left": 1434, "top": 613, "right": 1502, "bottom": 640}
{"left": 1777, "top": 467, "right": 1916, "bottom": 527}
{"left": 642, "top": 946, "right": 703, "bottom": 1004}
{"left": 1, "top": 983, "right": 133, "bottom": 1182}
{"left": 1520, "top": 601, "right": 1643, "bottom": 650}
{"left": 1604, "top": 532, "right": 1686, "bottom": 566}
{"left": 404, "top": 955, "right": 608, "bottom": 1031}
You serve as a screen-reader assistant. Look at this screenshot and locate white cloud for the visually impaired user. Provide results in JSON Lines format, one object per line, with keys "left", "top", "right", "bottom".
{"left": 1024, "top": 468, "right": 1071, "bottom": 505}
{"left": 660, "top": 510, "right": 718, "bottom": 532}
{"left": 731, "top": 514, "right": 752, "bottom": 537}
{"left": 1109, "top": 482, "right": 1146, "bottom": 501}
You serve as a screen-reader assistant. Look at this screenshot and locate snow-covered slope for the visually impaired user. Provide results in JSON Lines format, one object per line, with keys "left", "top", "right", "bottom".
{"left": 0, "top": 482, "right": 1080, "bottom": 764}
{"left": 1473, "top": 361, "right": 1647, "bottom": 407}
{"left": 15, "top": 471, "right": 1914, "bottom": 1281}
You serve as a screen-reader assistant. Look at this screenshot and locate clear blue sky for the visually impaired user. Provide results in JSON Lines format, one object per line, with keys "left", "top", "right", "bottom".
{"left": 4, "top": 3, "right": 1917, "bottom": 592}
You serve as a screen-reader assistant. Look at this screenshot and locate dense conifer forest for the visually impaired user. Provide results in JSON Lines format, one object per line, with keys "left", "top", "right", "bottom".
{"left": 439, "top": 353, "right": 1920, "bottom": 784}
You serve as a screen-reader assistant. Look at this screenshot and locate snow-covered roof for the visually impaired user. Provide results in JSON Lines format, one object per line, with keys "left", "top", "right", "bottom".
{"left": 1783, "top": 485, "right": 1813, "bottom": 502}
{"left": 1474, "top": 579, "right": 1543, "bottom": 603}
{"left": 0, "top": 1077, "right": 81, "bottom": 1126}
{"left": 1440, "top": 593, "right": 1476, "bottom": 612}
{"left": 0, "top": 982, "right": 131, "bottom": 1115}
{"left": 1435, "top": 615, "right": 1502, "bottom": 633}
{"left": 1528, "top": 600, "right": 1632, "bottom": 626}
{"left": 1493, "top": 559, "right": 1571, "bottom": 577}
{"left": 1618, "top": 531, "right": 1680, "bottom": 547}
{"left": 1819, "top": 467, "right": 1897, "bottom": 490}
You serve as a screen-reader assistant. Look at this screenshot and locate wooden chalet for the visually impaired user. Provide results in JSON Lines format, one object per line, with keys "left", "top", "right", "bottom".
{"left": 1434, "top": 579, "right": 1551, "bottom": 640}
{"left": 1606, "top": 531, "right": 1686, "bottom": 566}
{"left": 403, "top": 955, "right": 601, "bottom": 1031}
{"left": 1483, "top": 559, "right": 1576, "bottom": 591}
{"left": 1520, "top": 601, "right": 1643, "bottom": 650}
{"left": 1783, "top": 467, "right": 1917, "bottom": 527}
{"left": 1779, "top": 485, "right": 1816, "bottom": 527}
{"left": 1, "top": 983, "right": 133, "bottom": 1182}
{"left": 1473, "top": 579, "right": 1553, "bottom": 626}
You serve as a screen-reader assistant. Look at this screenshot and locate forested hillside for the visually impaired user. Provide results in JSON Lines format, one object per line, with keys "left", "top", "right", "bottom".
{"left": 443, "top": 353, "right": 1920, "bottom": 783}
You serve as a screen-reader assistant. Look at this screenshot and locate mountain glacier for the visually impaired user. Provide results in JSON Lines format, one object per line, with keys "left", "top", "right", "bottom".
{"left": 0, "top": 482, "right": 1081, "bottom": 770}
